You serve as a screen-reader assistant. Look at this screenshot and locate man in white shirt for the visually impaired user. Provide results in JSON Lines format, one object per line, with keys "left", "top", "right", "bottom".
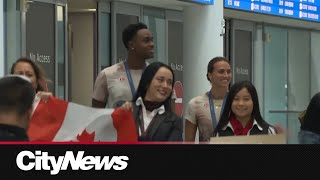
{"left": 92, "top": 22, "right": 176, "bottom": 110}
{"left": 92, "top": 22, "right": 154, "bottom": 108}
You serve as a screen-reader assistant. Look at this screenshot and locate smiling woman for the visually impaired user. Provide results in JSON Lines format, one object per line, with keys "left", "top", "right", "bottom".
{"left": 117, "top": 61, "right": 183, "bottom": 142}
{"left": 212, "top": 80, "right": 277, "bottom": 137}
{"left": 184, "top": 56, "right": 232, "bottom": 142}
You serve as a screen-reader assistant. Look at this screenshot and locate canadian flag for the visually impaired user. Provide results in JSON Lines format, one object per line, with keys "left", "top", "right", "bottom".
{"left": 28, "top": 96, "right": 138, "bottom": 142}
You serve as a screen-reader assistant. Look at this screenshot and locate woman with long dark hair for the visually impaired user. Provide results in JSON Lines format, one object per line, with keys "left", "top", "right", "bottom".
{"left": 213, "top": 80, "right": 277, "bottom": 137}
{"left": 119, "top": 62, "right": 182, "bottom": 141}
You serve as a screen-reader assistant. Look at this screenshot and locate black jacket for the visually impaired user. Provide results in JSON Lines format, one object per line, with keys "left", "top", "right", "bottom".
{"left": 132, "top": 105, "right": 183, "bottom": 142}
{"left": 217, "top": 121, "right": 277, "bottom": 137}
{"left": 0, "top": 124, "right": 29, "bottom": 141}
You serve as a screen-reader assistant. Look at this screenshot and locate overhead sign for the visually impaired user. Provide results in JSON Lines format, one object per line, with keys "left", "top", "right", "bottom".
{"left": 225, "top": 0, "right": 320, "bottom": 23}
{"left": 179, "top": 0, "right": 214, "bottom": 5}
{"left": 193, "top": 0, "right": 214, "bottom": 5}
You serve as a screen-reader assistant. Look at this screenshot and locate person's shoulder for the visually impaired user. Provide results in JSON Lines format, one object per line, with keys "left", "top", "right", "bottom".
{"left": 99, "top": 62, "right": 124, "bottom": 76}
{"left": 188, "top": 93, "right": 208, "bottom": 104}
{"left": 268, "top": 125, "right": 277, "bottom": 134}
{"left": 261, "top": 121, "right": 277, "bottom": 134}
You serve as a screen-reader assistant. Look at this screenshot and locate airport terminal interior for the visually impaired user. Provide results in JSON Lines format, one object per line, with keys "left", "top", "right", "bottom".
{"left": 2, "top": 0, "right": 320, "bottom": 143}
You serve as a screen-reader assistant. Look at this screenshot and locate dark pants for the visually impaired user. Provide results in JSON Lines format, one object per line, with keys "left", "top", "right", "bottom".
{"left": 298, "top": 130, "right": 320, "bottom": 144}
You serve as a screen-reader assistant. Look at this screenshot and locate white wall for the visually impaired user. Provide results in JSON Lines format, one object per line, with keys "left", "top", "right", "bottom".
{"left": 182, "top": 2, "right": 224, "bottom": 141}
{"left": 183, "top": 1, "right": 224, "bottom": 109}
{"left": 68, "top": 13, "right": 94, "bottom": 106}
{"left": 0, "top": 0, "right": 4, "bottom": 77}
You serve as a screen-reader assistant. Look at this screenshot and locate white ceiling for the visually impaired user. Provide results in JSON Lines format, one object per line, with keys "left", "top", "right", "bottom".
{"left": 114, "top": 0, "right": 194, "bottom": 10}
{"left": 67, "top": 0, "right": 206, "bottom": 11}
{"left": 67, "top": 0, "right": 196, "bottom": 11}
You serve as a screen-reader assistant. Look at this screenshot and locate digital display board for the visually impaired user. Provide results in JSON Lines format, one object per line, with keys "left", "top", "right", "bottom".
{"left": 224, "top": 0, "right": 320, "bottom": 22}
{"left": 193, "top": 0, "right": 214, "bottom": 4}
{"left": 179, "top": 0, "right": 214, "bottom": 5}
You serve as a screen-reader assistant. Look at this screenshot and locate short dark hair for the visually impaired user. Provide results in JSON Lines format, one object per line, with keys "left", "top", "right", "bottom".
{"left": 10, "top": 57, "right": 49, "bottom": 92}
{"left": 122, "top": 22, "right": 148, "bottom": 49}
{"left": 0, "top": 75, "right": 35, "bottom": 117}
{"left": 207, "top": 56, "right": 230, "bottom": 82}
{"left": 132, "top": 62, "right": 175, "bottom": 111}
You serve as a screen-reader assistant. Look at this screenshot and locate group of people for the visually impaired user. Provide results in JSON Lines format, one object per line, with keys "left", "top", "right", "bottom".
{"left": 0, "top": 22, "right": 318, "bottom": 143}
{"left": 184, "top": 57, "right": 277, "bottom": 142}
{"left": 91, "top": 22, "right": 278, "bottom": 142}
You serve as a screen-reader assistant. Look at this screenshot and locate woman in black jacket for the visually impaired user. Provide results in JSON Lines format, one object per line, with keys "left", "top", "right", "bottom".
{"left": 118, "top": 62, "right": 182, "bottom": 142}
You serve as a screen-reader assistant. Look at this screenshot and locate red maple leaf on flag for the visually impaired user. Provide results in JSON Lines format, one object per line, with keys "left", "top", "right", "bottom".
{"left": 76, "top": 129, "right": 95, "bottom": 142}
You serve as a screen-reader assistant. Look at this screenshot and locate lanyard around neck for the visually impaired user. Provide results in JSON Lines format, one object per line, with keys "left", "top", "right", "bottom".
{"left": 207, "top": 91, "right": 228, "bottom": 129}
{"left": 124, "top": 60, "right": 146, "bottom": 97}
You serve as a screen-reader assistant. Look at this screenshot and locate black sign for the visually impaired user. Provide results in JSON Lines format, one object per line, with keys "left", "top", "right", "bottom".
{"left": 26, "top": 2, "right": 55, "bottom": 93}
{"left": 234, "top": 29, "right": 252, "bottom": 82}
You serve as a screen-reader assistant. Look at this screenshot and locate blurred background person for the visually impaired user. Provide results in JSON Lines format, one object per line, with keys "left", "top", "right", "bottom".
{"left": 298, "top": 92, "right": 320, "bottom": 144}
{"left": 184, "top": 57, "right": 232, "bottom": 142}
{"left": 11, "top": 57, "right": 53, "bottom": 118}
{"left": 10, "top": 57, "right": 52, "bottom": 105}
{"left": 0, "top": 75, "right": 35, "bottom": 141}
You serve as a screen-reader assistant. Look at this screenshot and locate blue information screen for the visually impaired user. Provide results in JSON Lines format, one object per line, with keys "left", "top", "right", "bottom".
{"left": 193, "top": 0, "right": 214, "bottom": 5}
{"left": 224, "top": 0, "right": 320, "bottom": 22}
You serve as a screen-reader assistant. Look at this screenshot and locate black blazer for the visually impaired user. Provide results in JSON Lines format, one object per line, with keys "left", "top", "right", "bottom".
{"left": 132, "top": 105, "right": 183, "bottom": 142}
{"left": 0, "top": 124, "right": 29, "bottom": 141}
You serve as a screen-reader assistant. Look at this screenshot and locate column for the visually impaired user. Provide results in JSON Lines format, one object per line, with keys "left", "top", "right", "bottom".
{"left": 0, "top": 0, "right": 4, "bottom": 77}
{"left": 183, "top": 1, "right": 224, "bottom": 112}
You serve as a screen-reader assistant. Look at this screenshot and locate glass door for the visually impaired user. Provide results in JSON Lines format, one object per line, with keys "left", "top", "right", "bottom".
{"left": 23, "top": 0, "right": 67, "bottom": 99}
{"left": 111, "top": 1, "right": 140, "bottom": 65}
{"left": 263, "top": 26, "right": 288, "bottom": 142}
{"left": 143, "top": 6, "right": 166, "bottom": 64}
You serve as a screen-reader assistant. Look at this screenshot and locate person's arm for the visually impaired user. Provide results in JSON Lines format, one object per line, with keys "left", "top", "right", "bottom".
{"left": 92, "top": 98, "right": 107, "bottom": 108}
{"left": 117, "top": 101, "right": 133, "bottom": 111}
{"left": 36, "top": 91, "right": 53, "bottom": 102}
{"left": 184, "top": 120, "right": 197, "bottom": 141}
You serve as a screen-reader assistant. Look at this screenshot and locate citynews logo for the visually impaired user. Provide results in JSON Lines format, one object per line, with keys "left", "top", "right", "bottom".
{"left": 16, "top": 150, "right": 129, "bottom": 175}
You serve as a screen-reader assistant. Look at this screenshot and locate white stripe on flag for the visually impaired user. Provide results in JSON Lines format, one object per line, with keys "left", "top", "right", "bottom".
{"left": 53, "top": 102, "right": 117, "bottom": 142}
{"left": 31, "top": 96, "right": 41, "bottom": 116}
